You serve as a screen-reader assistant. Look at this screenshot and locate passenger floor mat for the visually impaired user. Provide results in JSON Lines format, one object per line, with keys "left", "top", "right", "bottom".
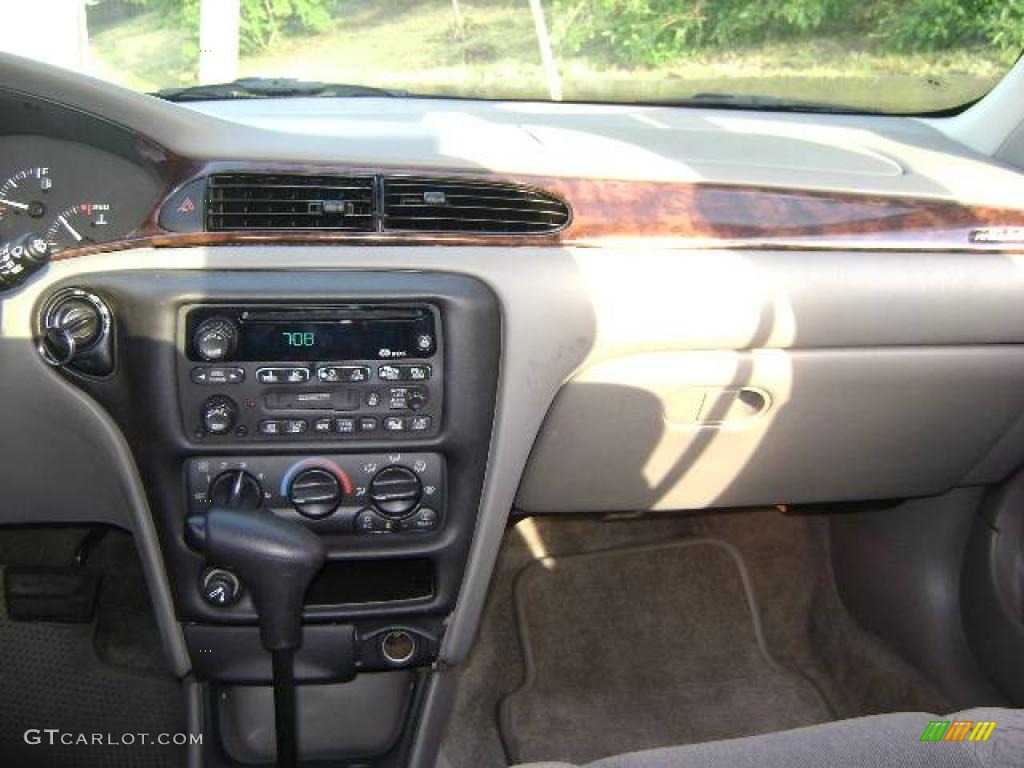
{"left": 499, "top": 538, "right": 833, "bottom": 765}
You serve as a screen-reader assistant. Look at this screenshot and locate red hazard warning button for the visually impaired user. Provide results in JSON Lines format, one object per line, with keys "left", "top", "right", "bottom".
{"left": 159, "top": 178, "right": 206, "bottom": 234}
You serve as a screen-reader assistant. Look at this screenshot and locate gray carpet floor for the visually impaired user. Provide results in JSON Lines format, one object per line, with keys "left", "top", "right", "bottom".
{"left": 441, "top": 508, "right": 951, "bottom": 768}
{"left": 0, "top": 527, "right": 185, "bottom": 767}
{"left": 500, "top": 539, "right": 832, "bottom": 765}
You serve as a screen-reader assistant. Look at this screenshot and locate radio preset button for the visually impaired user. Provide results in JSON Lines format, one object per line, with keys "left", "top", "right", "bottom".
{"left": 257, "top": 367, "right": 310, "bottom": 384}
{"left": 318, "top": 365, "right": 370, "bottom": 383}
{"left": 380, "top": 364, "right": 432, "bottom": 382}
{"left": 259, "top": 420, "right": 284, "bottom": 435}
{"left": 378, "top": 365, "right": 401, "bottom": 381}
{"left": 405, "top": 365, "right": 431, "bottom": 381}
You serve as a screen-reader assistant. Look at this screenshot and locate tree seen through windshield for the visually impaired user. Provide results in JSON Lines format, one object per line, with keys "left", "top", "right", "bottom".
{"left": 3, "top": 0, "right": 1021, "bottom": 113}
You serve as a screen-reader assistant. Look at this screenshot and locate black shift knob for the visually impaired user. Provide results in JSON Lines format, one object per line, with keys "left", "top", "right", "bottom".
{"left": 186, "top": 508, "right": 326, "bottom": 652}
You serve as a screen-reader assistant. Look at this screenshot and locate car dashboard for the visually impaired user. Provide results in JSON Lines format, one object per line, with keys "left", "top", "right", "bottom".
{"left": 4, "top": 52, "right": 1024, "bottom": 767}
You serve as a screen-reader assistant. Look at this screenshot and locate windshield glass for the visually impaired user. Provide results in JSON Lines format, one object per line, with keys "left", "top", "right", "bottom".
{"left": 3, "top": 1, "right": 1021, "bottom": 113}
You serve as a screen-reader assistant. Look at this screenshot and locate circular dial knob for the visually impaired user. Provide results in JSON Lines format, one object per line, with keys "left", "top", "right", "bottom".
{"left": 201, "top": 395, "right": 238, "bottom": 435}
{"left": 0, "top": 232, "right": 50, "bottom": 289}
{"left": 201, "top": 567, "right": 242, "bottom": 606}
{"left": 193, "top": 317, "right": 239, "bottom": 362}
{"left": 369, "top": 466, "right": 422, "bottom": 519}
{"left": 405, "top": 389, "right": 427, "bottom": 412}
{"left": 289, "top": 468, "right": 343, "bottom": 519}
{"left": 208, "top": 470, "right": 263, "bottom": 510}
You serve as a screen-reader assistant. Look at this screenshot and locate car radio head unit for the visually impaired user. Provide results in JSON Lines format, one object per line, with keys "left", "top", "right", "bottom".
{"left": 178, "top": 304, "right": 443, "bottom": 442}
{"left": 185, "top": 306, "right": 436, "bottom": 363}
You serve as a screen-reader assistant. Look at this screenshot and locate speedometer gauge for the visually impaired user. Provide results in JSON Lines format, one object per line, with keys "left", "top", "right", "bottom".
{"left": 45, "top": 203, "right": 114, "bottom": 253}
{"left": 0, "top": 167, "right": 52, "bottom": 228}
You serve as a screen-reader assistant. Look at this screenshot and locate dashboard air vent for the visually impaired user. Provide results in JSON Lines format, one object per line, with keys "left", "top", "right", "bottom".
{"left": 206, "top": 173, "right": 376, "bottom": 232}
{"left": 381, "top": 177, "right": 570, "bottom": 234}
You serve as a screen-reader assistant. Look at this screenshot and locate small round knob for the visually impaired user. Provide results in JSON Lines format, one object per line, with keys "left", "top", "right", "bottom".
{"left": 208, "top": 470, "right": 263, "bottom": 510}
{"left": 0, "top": 233, "right": 50, "bottom": 288}
{"left": 201, "top": 395, "right": 237, "bottom": 435}
{"left": 289, "top": 468, "right": 343, "bottom": 519}
{"left": 201, "top": 567, "right": 242, "bottom": 606}
{"left": 193, "top": 317, "right": 239, "bottom": 362}
{"left": 369, "top": 466, "right": 422, "bottom": 519}
{"left": 406, "top": 390, "right": 427, "bottom": 412}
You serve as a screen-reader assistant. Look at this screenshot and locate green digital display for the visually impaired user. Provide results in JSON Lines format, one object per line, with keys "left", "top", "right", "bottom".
{"left": 281, "top": 331, "right": 317, "bottom": 347}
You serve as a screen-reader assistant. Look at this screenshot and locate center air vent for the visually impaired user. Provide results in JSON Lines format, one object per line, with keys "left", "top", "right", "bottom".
{"left": 206, "top": 174, "right": 375, "bottom": 232}
{"left": 381, "top": 177, "right": 570, "bottom": 234}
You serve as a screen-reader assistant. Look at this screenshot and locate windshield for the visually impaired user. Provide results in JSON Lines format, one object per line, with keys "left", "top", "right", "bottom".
{"left": 3, "top": 1, "right": 1021, "bottom": 114}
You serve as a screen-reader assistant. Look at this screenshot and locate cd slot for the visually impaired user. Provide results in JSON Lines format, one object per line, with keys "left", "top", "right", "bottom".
{"left": 242, "top": 307, "right": 426, "bottom": 323}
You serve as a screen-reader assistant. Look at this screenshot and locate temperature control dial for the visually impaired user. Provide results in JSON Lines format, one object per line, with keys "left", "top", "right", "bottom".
{"left": 369, "top": 466, "right": 422, "bottom": 519}
{"left": 289, "top": 468, "right": 343, "bottom": 519}
{"left": 193, "top": 317, "right": 239, "bottom": 362}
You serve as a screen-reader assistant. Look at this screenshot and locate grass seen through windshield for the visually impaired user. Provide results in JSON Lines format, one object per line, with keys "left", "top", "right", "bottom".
{"left": 78, "top": 0, "right": 1023, "bottom": 113}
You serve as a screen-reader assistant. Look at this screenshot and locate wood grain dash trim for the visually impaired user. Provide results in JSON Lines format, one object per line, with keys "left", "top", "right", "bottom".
{"left": 49, "top": 162, "right": 1024, "bottom": 259}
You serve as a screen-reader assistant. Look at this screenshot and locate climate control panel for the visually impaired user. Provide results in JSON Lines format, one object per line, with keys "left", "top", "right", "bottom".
{"left": 186, "top": 453, "right": 445, "bottom": 536}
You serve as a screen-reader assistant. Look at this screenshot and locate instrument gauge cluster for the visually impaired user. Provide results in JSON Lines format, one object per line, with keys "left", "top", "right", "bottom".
{"left": 0, "top": 134, "right": 163, "bottom": 288}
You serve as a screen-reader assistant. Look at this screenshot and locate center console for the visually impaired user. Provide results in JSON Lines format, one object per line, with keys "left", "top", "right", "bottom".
{"left": 36, "top": 269, "right": 501, "bottom": 766}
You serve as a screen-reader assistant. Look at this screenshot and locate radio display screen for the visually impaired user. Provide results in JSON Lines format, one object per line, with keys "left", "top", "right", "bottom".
{"left": 186, "top": 306, "right": 437, "bottom": 362}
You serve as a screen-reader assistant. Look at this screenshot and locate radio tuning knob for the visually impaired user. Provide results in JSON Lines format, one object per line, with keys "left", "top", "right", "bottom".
{"left": 193, "top": 317, "right": 239, "bottom": 362}
{"left": 201, "top": 395, "right": 238, "bottom": 435}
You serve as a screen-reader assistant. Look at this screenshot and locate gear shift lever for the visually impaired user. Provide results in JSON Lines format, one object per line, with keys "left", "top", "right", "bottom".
{"left": 186, "top": 507, "right": 326, "bottom": 768}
